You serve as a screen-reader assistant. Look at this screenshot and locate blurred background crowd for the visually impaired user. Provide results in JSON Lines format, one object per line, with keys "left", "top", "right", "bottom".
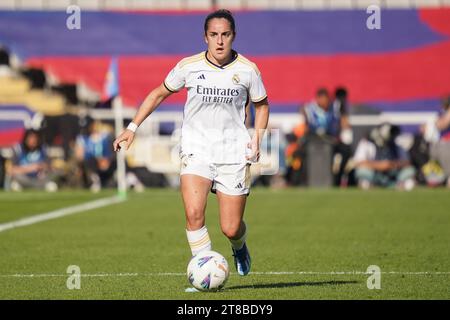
{"left": 1, "top": 0, "right": 450, "bottom": 192}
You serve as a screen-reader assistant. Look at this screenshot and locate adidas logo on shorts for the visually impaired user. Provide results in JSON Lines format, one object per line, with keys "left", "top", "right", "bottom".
{"left": 235, "top": 182, "right": 243, "bottom": 189}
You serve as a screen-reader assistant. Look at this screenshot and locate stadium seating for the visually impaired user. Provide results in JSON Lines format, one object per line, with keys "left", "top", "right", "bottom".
{"left": 0, "top": 77, "right": 29, "bottom": 96}
{"left": 1, "top": 9, "right": 447, "bottom": 112}
{"left": 0, "top": 104, "right": 33, "bottom": 148}
{"left": 0, "top": 76, "right": 66, "bottom": 115}
{"left": 0, "top": 74, "right": 67, "bottom": 147}
{"left": 1, "top": 0, "right": 450, "bottom": 10}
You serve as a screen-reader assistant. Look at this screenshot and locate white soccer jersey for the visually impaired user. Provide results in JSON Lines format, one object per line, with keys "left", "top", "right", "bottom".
{"left": 164, "top": 51, "right": 267, "bottom": 164}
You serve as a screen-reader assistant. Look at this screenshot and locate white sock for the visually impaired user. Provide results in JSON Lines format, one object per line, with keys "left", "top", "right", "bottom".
{"left": 186, "top": 226, "right": 211, "bottom": 256}
{"left": 229, "top": 222, "right": 247, "bottom": 251}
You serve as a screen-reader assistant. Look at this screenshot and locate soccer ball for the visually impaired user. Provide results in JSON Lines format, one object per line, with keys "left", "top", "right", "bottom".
{"left": 187, "top": 250, "right": 229, "bottom": 291}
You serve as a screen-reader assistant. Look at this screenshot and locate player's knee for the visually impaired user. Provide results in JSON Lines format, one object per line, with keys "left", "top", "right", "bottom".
{"left": 185, "top": 207, "right": 205, "bottom": 229}
{"left": 221, "top": 223, "right": 240, "bottom": 239}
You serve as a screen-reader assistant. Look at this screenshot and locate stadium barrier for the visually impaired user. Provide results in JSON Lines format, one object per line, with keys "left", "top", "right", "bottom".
{"left": 0, "top": 108, "right": 438, "bottom": 177}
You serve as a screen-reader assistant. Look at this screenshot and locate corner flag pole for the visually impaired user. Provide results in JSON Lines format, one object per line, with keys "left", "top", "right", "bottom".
{"left": 105, "top": 56, "right": 126, "bottom": 199}
{"left": 113, "top": 96, "right": 127, "bottom": 199}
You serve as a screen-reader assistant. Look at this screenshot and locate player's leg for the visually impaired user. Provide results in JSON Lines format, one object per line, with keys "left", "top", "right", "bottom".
{"left": 216, "top": 191, "right": 251, "bottom": 276}
{"left": 216, "top": 191, "right": 247, "bottom": 242}
{"left": 214, "top": 162, "right": 252, "bottom": 275}
{"left": 181, "top": 174, "right": 213, "bottom": 256}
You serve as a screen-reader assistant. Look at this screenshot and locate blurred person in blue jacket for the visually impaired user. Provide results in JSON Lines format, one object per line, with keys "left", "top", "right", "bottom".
{"left": 302, "top": 87, "right": 353, "bottom": 186}
{"left": 75, "top": 117, "right": 115, "bottom": 192}
{"left": 8, "top": 129, "right": 58, "bottom": 192}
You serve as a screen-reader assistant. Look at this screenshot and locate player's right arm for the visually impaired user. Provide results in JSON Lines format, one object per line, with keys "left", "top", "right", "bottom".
{"left": 113, "top": 83, "right": 173, "bottom": 152}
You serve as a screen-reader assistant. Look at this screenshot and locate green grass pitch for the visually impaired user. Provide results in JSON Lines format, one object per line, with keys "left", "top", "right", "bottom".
{"left": 0, "top": 188, "right": 449, "bottom": 299}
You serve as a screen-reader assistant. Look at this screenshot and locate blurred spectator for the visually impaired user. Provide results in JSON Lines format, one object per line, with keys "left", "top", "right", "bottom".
{"left": 42, "top": 113, "right": 80, "bottom": 161}
{"left": 7, "top": 129, "right": 58, "bottom": 192}
{"left": 409, "top": 128, "right": 431, "bottom": 185}
{"left": 0, "top": 153, "right": 5, "bottom": 188}
{"left": 353, "top": 123, "right": 416, "bottom": 190}
{"left": 75, "top": 117, "right": 116, "bottom": 192}
{"left": 429, "top": 95, "right": 450, "bottom": 187}
{"left": 331, "top": 87, "right": 353, "bottom": 185}
{"left": 301, "top": 87, "right": 353, "bottom": 186}
{"left": 285, "top": 135, "right": 305, "bottom": 186}
{"left": 303, "top": 88, "right": 334, "bottom": 136}
{"left": 284, "top": 104, "right": 307, "bottom": 186}
{"left": 0, "top": 46, "right": 15, "bottom": 77}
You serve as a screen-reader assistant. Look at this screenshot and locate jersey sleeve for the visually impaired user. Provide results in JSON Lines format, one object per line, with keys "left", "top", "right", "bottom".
{"left": 249, "top": 69, "right": 267, "bottom": 103}
{"left": 164, "top": 62, "right": 186, "bottom": 93}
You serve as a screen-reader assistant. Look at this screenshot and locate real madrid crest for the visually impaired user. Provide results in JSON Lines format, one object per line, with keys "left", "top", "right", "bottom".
{"left": 232, "top": 74, "right": 240, "bottom": 85}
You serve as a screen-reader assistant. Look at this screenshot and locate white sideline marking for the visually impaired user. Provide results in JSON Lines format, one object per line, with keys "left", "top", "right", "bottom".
{"left": 0, "top": 271, "right": 448, "bottom": 278}
{"left": 0, "top": 195, "right": 125, "bottom": 233}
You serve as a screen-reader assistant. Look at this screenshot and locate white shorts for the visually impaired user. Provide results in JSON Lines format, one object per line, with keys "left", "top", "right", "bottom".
{"left": 180, "top": 153, "right": 251, "bottom": 196}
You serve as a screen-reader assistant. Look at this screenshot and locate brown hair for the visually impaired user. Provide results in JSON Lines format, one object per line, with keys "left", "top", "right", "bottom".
{"left": 204, "top": 9, "right": 236, "bottom": 37}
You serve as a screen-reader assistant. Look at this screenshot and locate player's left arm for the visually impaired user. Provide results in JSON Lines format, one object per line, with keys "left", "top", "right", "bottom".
{"left": 247, "top": 97, "right": 269, "bottom": 162}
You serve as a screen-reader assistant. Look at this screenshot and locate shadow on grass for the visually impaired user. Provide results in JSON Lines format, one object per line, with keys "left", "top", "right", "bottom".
{"left": 226, "top": 280, "right": 359, "bottom": 291}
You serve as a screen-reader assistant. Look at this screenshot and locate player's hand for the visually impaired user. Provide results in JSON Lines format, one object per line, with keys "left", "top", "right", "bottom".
{"left": 245, "top": 135, "right": 260, "bottom": 163}
{"left": 113, "top": 129, "right": 135, "bottom": 152}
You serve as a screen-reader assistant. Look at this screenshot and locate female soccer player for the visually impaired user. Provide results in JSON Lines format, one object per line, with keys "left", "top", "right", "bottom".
{"left": 113, "top": 9, "right": 269, "bottom": 277}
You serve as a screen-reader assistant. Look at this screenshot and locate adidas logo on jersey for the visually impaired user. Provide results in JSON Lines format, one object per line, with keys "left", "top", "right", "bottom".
{"left": 197, "top": 74, "right": 206, "bottom": 80}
